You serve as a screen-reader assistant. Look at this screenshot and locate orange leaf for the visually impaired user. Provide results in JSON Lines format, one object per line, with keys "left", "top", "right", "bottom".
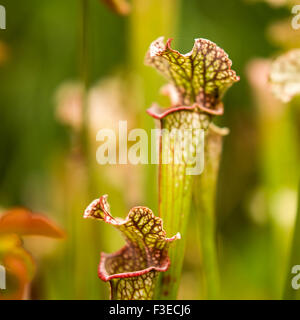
{"left": 0, "top": 208, "right": 65, "bottom": 238}
{"left": 0, "top": 248, "right": 35, "bottom": 300}
{"left": 100, "top": 0, "right": 130, "bottom": 16}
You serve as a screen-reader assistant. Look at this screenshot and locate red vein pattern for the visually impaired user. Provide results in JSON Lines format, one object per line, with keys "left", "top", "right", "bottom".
{"left": 84, "top": 195, "right": 180, "bottom": 300}
{"left": 146, "top": 37, "right": 239, "bottom": 113}
{"left": 145, "top": 37, "right": 239, "bottom": 299}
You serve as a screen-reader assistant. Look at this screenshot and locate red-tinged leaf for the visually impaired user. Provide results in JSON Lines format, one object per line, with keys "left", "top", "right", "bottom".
{"left": 0, "top": 208, "right": 65, "bottom": 238}
{"left": 84, "top": 195, "right": 180, "bottom": 300}
{"left": 145, "top": 37, "right": 239, "bottom": 112}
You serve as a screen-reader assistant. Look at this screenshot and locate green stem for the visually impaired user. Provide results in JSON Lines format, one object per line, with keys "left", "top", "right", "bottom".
{"left": 193, "top": 125, "right": 226, "bottom": 299}
{"left": 80, "top": 0, "right": 89, "bottom": 159}
{"left": 283, "top": 181, "right": 300, "bottom": 300}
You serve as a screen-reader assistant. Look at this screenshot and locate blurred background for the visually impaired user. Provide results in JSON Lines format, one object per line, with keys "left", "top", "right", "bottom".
{"left": 0, "top": 0, "right": 300, "bottom": 299}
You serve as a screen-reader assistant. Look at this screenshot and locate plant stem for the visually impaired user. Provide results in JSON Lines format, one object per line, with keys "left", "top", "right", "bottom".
{"left": 80, "top": 0, "right": 90, "bottom": 160}
{"left": 154, "top": 110, "right": 208, "bottom": 299}
{"left": 129, "top": 0, "right": 179, "bottom": 212}
{"left": 193, "top": 125, "right": 227, "bottom": 299}
{"left": 76, "top": 0, "right": 106, "bottom": 299}
{"left": 283, "top": 182, "right": 300, "bottom": 299}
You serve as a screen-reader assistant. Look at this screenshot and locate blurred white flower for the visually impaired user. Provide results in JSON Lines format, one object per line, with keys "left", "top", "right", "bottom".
{"left": 55, "top": 82, "right": 83, "bottom": 131}
{"left": 270, "top": 49, "right": 300, "bottom": 103}
{"left": 246, "top": 59, "right": 282, "bottom": 117}
{"left": 55, "top": 77, "right": 133, "bottom": 135}
{"left": 270, "top": 188, "right": 297, "bottom": 228}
